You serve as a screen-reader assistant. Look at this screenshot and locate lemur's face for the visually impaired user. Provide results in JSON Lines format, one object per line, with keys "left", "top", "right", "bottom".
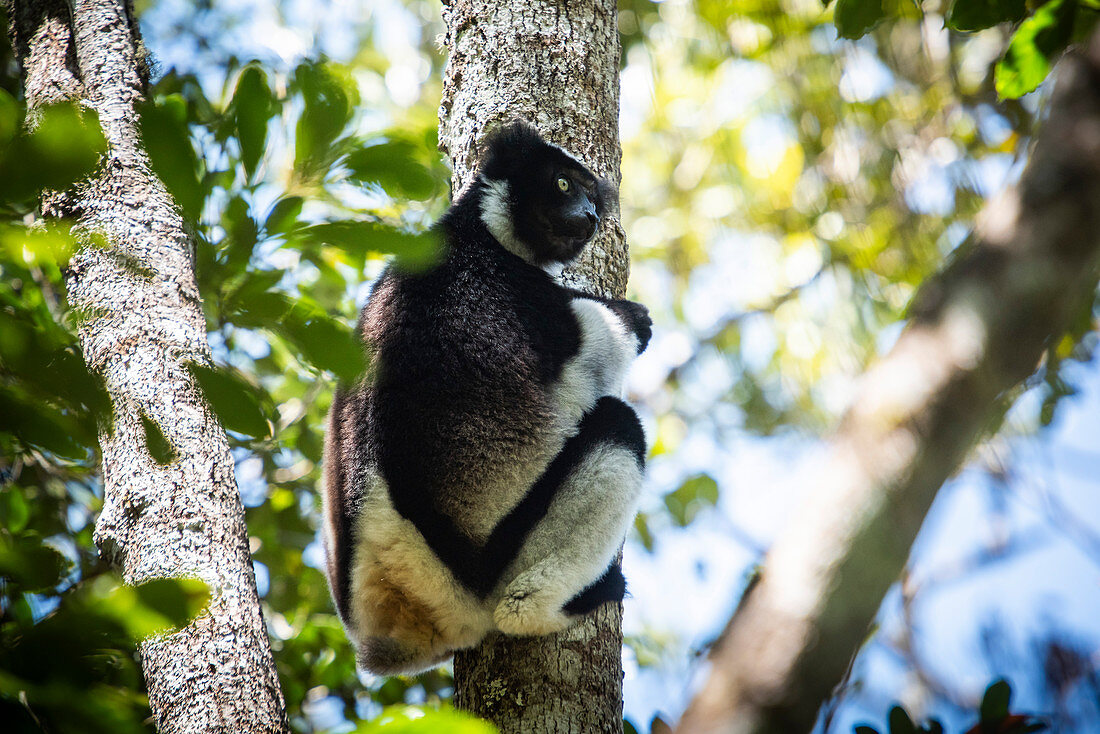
{"left": 523, "top": 162, "right": 603, "bottom": 263}
{"left": 478, "top": 121, "right": 610, "bottom": 267}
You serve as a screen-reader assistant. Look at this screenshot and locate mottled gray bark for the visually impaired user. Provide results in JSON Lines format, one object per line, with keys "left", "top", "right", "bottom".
{"left": 438, "top": 0, "right": 627, "bottom": 732}
{"left": 10, "top": 1, "right": 289, "bottom": 732}
{"left": 676, "top": 35, "right": 1100, "bottom": 734}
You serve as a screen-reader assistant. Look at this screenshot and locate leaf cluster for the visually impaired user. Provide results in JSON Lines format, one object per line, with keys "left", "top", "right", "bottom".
{"left": 830, "top": 0, "right": 1100, "bottom": 98}
{"left": 854, "top": 679, "right": 1048, "bottom": 734}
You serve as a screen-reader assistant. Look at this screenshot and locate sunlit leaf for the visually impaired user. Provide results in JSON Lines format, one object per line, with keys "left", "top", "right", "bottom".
{"left": 277, "top": 305, "right": 366, "bottom": 382}
{"left": 354, "top": 705, "right": 497, "bottom": 733}
{"left": 994, "top": 0, "right": 1076, "bottom": 99}
{"left": 232, "top": 64, "right": 273, "bottom": 181}
{"left": 293, "top": 62, "right": 358, "bottom": 181}
{"left": 263, "top": 196, "right": 304, "bottom": 234}
{"left": 0, "top": 102, "right": 106, "bottom": 203}
{"left": 188, "top": 362, "right": 271, "bottom": 439}
{"left": 302, "top": 220, "right": 440, "bottom": 269}
{"left": 663, "top": 474, "right": 720, "bottom": 527}
{"left": 90, "top": 576, "right": 209, "bottom": 640}
{"left": 345, "top": 139, "right": 438, "bottom": 200}
{"left": 0, "top": 221, "right": 77, "bottom": 267}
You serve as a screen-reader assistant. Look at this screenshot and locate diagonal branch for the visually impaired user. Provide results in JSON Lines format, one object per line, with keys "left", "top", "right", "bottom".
{"left": 676, "top": 32, "right": 1100, "bottom": 734}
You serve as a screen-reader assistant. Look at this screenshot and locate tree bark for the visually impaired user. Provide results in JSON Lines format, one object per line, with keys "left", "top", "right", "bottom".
{"left": 438, "top": 1, "right": 627, "bottom": 732}
{"left": 675, "top": 35, "right": 1100, "bottom": 734}
{"left": 10, "top": 1, "right": 289, "bottom": 732}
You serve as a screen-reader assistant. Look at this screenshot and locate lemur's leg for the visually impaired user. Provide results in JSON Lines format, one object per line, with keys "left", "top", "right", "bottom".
{"left": 493, "top": 397, "right": 645, "bottom": 637}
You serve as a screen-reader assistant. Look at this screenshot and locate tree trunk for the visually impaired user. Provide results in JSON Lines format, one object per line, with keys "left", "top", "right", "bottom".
{"left": 9, "top": 1, "right": 289, "bottom": 732}
{"left": 675, "top": 34, "right": 1100, "bottom": 734}
{"left": 438, "top": 0, "right": 627, "bottom": 731}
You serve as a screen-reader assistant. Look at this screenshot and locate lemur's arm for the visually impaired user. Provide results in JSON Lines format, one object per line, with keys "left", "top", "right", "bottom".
{"left": 564, "top": 288, "right": 652, "bottom": 354}
{"left": 567, "top": 288, "right": 651, "bottom": 354}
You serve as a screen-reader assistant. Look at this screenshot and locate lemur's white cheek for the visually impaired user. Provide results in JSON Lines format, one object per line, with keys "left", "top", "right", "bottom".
{"left": 480, "top": 180, "right": 532, "bottom": 263}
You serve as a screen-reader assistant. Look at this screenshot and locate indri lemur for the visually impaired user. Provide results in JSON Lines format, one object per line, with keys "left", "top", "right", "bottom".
{"left": 322, "top": 120, "right": 651, "bottom": 674}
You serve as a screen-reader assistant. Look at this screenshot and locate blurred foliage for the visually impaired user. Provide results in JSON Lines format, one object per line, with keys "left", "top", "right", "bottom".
{"left": 351, "top": 706, "right": 497, "bottom": 733}
{"left": 831, "top": 0, "right": 1100, "bottom": 97}
{"left": 4, "top": 0, "right": 1100, "bottom": 732}
{"left": 0, "top": 28, "right": 210, "bottom": 729}
{"left": 854, "top": 679, "right": 1048, "bottom": 733}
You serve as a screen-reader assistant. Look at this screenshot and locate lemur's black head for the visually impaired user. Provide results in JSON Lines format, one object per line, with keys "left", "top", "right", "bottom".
{"left": 476, "top": 120, "right": 609, "bottom": 266}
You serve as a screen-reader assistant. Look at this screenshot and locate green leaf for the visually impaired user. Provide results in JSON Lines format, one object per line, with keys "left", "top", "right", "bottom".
{"left": 0, "top": 87, "right": 19, "bottom": 145}
{"left": 263, "top": 196, "right": 304, "bottom": 235}
{"left": 834, "top": 0, "right": 885, "bottom": 40}
{"left": 301, "top": 220, "right": 441, "bottom": 269}
{"left": 980, "top": 678, "right": 1012, "bottom": 721}
{"left": 140, "top": 412, "right": 176, "bottom": 465}
{"left": 0, "top": 535, "right": 68, "bottom": 591}
{"left": 232, "top": 65, "right": 273, "bottom": 181}
{"left": 946, "top": 0, "right": 1026, "bottom": 32}
{"left": 354, "top": 705, "right": 497, "bottom": 733}
{"left": 888, "top": 706, "right": 917, "bottom": 734}
{"left": 663, "top": 473, "right": 720, "bottom": 527}
{"left": 140, "top": 94, "right": 204, "bottom": 220}
{"left": 133, "top": 578, "right": 210, "bottom": 627}
{"left": 90, "top": 576, "right": 209, "bottom": 640}
{"left": 188, "top": 362, "right": 271, "bottom": 439}
{"left": 345, "top": 140, "right": 438, "bottom": 200}
{"left": 0, "top": 487, "right": 31, "bottom": 534}
{"left": 634, "top": 512, "right": 655, "bottom": 552}
{"left": 277, "top": 306, "right": 366, "bottom": 383}
{"left": 222, "top": 195, "right": 259, "bottom": 272}
{"left": 293, "top": 62, "right": 358, "bottom": 181}
{"left": 995, "top": 0, "right": 1077, "bottom": 99}
{"left": 0, "top": 102, "right": 106, "bottom": 203}
{"left": 0, "top": 388, "right": 86, "bottom": 459}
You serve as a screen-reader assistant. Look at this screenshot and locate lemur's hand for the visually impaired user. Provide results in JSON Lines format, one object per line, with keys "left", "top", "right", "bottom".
{"left": 613, "top": 300, "right": 651, "bottom": 354}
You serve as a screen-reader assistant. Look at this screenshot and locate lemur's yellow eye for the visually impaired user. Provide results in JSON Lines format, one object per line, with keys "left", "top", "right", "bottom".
{"left": 556, "top": 176, "right": 570, "bottom": 193}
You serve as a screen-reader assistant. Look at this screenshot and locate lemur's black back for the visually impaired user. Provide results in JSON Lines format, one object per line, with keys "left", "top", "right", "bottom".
{"left": 324, "top": 186, "right": 584, "bottom": 621}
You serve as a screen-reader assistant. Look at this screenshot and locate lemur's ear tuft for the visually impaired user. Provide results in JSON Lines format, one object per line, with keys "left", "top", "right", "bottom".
{"left": 478, "top": 119, "right": 547, "bottom": 179}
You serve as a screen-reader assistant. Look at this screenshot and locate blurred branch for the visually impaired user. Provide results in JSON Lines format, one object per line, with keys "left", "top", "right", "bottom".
{"left": 675, "top": 30, "right": 1100, "bottom": 734}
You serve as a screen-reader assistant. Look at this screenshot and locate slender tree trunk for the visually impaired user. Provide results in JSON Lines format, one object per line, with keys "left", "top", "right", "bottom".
{"left": 9, "top": 1, "right": 289, "bottom": 732}
{"left": 438, "top": 1, "right": 627, "bottom": 731}
{"left": 676, "top": 34, "right": 1100, "bottom": 734}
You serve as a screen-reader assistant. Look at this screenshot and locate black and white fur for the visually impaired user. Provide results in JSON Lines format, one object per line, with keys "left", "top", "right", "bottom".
{"left": 322, "top": 120, "right": 651, "bottom": 675}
